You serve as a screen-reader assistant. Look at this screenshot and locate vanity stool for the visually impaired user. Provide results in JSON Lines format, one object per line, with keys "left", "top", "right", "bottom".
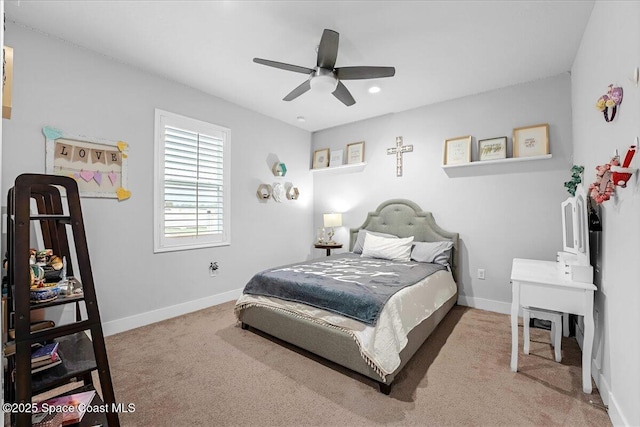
{"left": 523, "top": 307, "right": 562, "bottom": 363}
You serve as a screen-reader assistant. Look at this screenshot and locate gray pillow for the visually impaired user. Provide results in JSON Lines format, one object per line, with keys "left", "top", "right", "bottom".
{"left": 411, "top": 241, "right": 454, "bottom": 265}
{"left": 352, "top": 230, "right": 398, "bottom": 254}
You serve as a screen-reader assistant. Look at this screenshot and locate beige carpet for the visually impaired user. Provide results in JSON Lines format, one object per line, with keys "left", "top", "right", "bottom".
{"left": 104, "top": 302, "right": 611, "bottom": 426}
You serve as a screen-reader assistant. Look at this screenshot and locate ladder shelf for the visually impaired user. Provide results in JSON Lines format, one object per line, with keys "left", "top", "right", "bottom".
{"left": 3, "top": 173, "right": 119, "bottom": 427}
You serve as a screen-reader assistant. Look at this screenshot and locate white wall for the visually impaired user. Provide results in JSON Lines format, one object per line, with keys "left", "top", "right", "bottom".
{"left": 2, "top": 23, "right": 314, "bottom": 332}
{"left": 571, "top": 2, "right": 640, "bottom": 425}
{"left": 312, "top": 74, "right": 574, "bottom": 312}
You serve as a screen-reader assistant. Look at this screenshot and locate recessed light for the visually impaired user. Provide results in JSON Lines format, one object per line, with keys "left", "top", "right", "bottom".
{"left": 296, "top": 116, "right": 306, "bottom": 122}
{"left": 368, "top": 86, "right": 381, "bottom": 94}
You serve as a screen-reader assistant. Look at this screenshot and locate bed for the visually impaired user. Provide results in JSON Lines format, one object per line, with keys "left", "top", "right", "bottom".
{"left": 234, "top": 199, "right": 459, "bottom": 394}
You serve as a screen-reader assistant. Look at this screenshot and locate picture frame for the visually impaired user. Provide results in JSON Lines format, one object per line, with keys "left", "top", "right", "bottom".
{"left": 478, "top": 136, "right": 507, "bottom": 161}
{"left": 443, "top": 135, "right": 472, "bottom": 165}
{"left": 330, "top": 149, "right": 344, "bottom": 167}
{"left": 346, "top": 141, "right": 365, "bottom": 164}
{"left": 513, "top": 123, "right": 549, "bottom": 158}
{"left": 312, "top": 148, "right": 330, "bottom": 169}
{"left": 43, "top": 126, "right": 130, "bottom": 199}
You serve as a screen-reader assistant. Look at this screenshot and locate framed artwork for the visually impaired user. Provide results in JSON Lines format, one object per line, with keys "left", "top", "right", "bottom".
{"left": 478, "top": 136, "right": 507, "bottom": 161}
{"left": 513, "top": 124, "right": 549, "bottom": 158}
{"left": 330, "top": 149, "right": 343, "bottom": 167}
{"left": 443, "top": 135, "right": 472, "bottom": 165}
{"left": 312, "top": 148, "right": 330, "bottom": 169}
{"left": 346, "top": 141, "right": 365, "bottom": 164}
{"left": 43, "top": 126, "right": 131, "bottom": 200}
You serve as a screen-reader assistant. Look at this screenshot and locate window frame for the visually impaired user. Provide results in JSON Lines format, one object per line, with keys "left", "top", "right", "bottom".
{"left": 153, "top": 109, "right": 231, "bottom": 253}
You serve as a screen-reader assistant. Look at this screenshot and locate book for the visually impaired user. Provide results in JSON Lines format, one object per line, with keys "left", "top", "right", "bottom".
{"left": 32, "top": 410, "right": 63, "bottom": 427}
{"left": 31, "top": 357, "right": 62, "bottom": 374}
{"left": 31, "top": 341, "right": 59, "bottom": 364}
{"left": 37, "top": 390, "right": 96, "bottom": 426}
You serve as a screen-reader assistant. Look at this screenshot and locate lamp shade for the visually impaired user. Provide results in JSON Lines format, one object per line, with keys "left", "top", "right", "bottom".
{"left": 323, "top": 213, "right": 342, "bottom": 228}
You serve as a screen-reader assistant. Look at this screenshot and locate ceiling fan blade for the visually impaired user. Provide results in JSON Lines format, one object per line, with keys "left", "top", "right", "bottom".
{"left": 317, "top": 29, "right": 339, "bottom": 69}
{"left": 283, "top": 79, "right": 312, "bottom": 101}
{"left": 332, "top": 81, "right": 356, "bottom": 106}
{"left": 335, "top": 66, "right": 396, "bottom": 80}
{"left": 253, "top": 58, "right": 314, "bottom": 75}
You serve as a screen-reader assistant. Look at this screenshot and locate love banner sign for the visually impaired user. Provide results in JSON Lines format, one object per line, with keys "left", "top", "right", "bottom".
{"left": 44, "top": 127, "right": 130, "bottom": 200}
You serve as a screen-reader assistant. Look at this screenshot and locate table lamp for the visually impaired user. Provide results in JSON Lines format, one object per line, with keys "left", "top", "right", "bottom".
{"left": 323, "top": 213, "right": 342, "bottom": 243}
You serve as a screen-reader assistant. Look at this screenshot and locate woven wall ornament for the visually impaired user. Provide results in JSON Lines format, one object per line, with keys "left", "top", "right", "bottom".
{"left": 595, "top": 84, "right": 623, "bottom": 122}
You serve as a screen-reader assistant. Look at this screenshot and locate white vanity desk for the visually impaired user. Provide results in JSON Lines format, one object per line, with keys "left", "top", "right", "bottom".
{"left": 510, "top": 258, "right": 595, "bottom": 393}
{"left": 510, "top": 184, "right": 596, "bottom": 393}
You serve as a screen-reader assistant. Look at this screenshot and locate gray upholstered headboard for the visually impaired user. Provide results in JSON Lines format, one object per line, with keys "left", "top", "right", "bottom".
{"left": 349, "top": 199, "right": 459, "bottom": 283}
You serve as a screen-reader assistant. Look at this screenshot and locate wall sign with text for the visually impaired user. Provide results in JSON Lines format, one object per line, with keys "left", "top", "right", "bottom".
{"left": 43, "top": 126, "right": 131, "bottom": 200}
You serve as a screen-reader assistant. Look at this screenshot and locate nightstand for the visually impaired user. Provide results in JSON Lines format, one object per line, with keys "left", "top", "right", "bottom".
{"left": 314, "top": 242, "right": 343, "bottom": 256}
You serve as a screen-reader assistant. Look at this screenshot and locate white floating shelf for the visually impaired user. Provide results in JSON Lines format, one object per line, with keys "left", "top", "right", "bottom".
{"left": 441, "top": 154, "right": 552, "bottom": 169}
{"left": 310, "top": 162, "right": 367, "bottom": 174}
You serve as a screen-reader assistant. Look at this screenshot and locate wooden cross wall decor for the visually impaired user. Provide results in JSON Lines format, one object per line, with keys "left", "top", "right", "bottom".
{"left": 386, "top": 136, "right": 413, "bottom": 177}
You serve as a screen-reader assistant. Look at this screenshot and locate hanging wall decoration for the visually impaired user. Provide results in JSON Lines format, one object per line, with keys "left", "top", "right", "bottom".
{"left": 595, "top": 84, "right": 623, "bottom": 122}
{"left": 43, "top": 126, "right": 131, "bottom": 200}
{"left": 589, "top": 154, "right": 618, "bottom": 204}
{"left": 387, "top": 136, "right": 413, "bottom": 176}
{"left": 563, "top": 165, "right": 584, "bottom": 196}
{"left": 610, "top": 144, "right": 637, "bottom": 187}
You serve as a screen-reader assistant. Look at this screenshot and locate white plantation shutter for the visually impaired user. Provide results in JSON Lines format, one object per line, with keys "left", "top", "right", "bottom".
{"left": 154, "top": 110, "right": 230, "bottom": 252}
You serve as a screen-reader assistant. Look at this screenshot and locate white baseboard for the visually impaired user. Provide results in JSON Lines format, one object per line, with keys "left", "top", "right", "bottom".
{"left": 457, "top": 294, "right": 511, "bottom": 314}
{"left": 102, "top": 288, "right": 243, "bottom": 336}
{"left": 591, "top": 352, "right": 628, "bottom": 426}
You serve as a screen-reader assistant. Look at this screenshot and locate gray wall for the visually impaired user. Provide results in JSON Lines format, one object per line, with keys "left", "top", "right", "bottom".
{"left": 571, "top": 1, "right": 639, "bottom": 425}
{"left": 2, "top": 23, "right": 314, "bottom": 330}
{"left": 312, "top": 74, "right": 574, "bottom": 312}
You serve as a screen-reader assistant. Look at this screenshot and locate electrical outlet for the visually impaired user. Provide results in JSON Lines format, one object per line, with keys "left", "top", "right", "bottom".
{"left": 477, "top": 268, "right": 485, "bottom": 280}
{"left": 209, "top": 262, "right": 219, "bottom": 277}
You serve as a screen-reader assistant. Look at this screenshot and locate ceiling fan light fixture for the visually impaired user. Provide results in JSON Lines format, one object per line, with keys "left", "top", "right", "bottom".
{"left": 310, "top": 68, "right": 338, "bottom": 93}
{"left": 368, "top": 86, "right": 381, "bottom": 94}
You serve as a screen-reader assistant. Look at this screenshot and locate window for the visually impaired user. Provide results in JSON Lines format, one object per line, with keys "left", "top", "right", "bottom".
{"left": 154, "top": 109, "right": 230, "bottom": 252}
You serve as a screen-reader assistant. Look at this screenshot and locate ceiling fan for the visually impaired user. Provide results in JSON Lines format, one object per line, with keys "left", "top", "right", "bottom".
{"left": 253, "top": 29, "right": 396, "bottom": 106}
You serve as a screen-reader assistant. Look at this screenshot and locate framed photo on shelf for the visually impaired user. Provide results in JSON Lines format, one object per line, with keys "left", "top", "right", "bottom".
{"left": 513, "top": 124, "right": 549, "bottom": 158}
{"left": 346, "top": 141, "right": 365, "bottom": 164}
{"left": 312, "top": 148, "right": 330, "bottom": 169}
{"left": 443, "top": 135, "right": 472, "bottom": 165}
{"left": 478, "top": 136, "right": 507, "bottom": 161}
{"left": 330, "top": 149, "right": 344, "bottom": 167}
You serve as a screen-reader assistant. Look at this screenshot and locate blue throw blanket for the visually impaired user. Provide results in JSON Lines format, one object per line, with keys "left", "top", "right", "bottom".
{"left": 242, "top": 253, "right": 446, "bottom": 325}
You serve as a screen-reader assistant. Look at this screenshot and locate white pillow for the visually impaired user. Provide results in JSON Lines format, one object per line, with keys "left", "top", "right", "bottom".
{"left": 361, "top": 233, "right": 414, "bottom": 262}
{"left": 411, "top": 241, "right": 454, "bottom": 265}
{"left": 352, "top": 230, "right": 398, "bottom": 254}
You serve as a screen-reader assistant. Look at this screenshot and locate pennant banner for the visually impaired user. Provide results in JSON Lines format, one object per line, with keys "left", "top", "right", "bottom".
{"left": 54, "top": 142, "right": 72, "bottom": 161}
{"left": 91, "top": 149, "right": 107, "bottom": 164}
{"left": 106, "top": 151, "right": 122, "bottom": 166}
{"left": 72, "top": 146, "right": 90, "bottom": 163}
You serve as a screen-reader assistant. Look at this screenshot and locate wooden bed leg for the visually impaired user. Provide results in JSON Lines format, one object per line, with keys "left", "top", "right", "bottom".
{"left": 378, "top": 381, "right": 392, "bottom": 395}
{"left": 241, "top": 322, "right": 249, "bottom": 330}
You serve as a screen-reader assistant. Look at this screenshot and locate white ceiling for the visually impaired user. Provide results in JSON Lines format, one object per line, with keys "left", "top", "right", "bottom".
{"left": 5, "top": 1, "right": 594, "bottom": 133}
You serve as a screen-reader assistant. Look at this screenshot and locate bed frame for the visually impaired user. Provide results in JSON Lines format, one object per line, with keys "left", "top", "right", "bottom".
{"left": 239, "top": 199, "right": 459, "bottom": 394}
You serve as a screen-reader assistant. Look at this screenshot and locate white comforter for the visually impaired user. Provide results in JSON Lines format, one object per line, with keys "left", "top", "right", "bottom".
{"left": 235, "top": 269, "right": 456, "bottom": 378}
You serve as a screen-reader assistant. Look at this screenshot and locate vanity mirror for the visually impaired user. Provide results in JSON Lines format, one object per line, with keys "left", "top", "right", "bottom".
{"left": 559, "top": 184, "right": 592, "bottom": 282}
